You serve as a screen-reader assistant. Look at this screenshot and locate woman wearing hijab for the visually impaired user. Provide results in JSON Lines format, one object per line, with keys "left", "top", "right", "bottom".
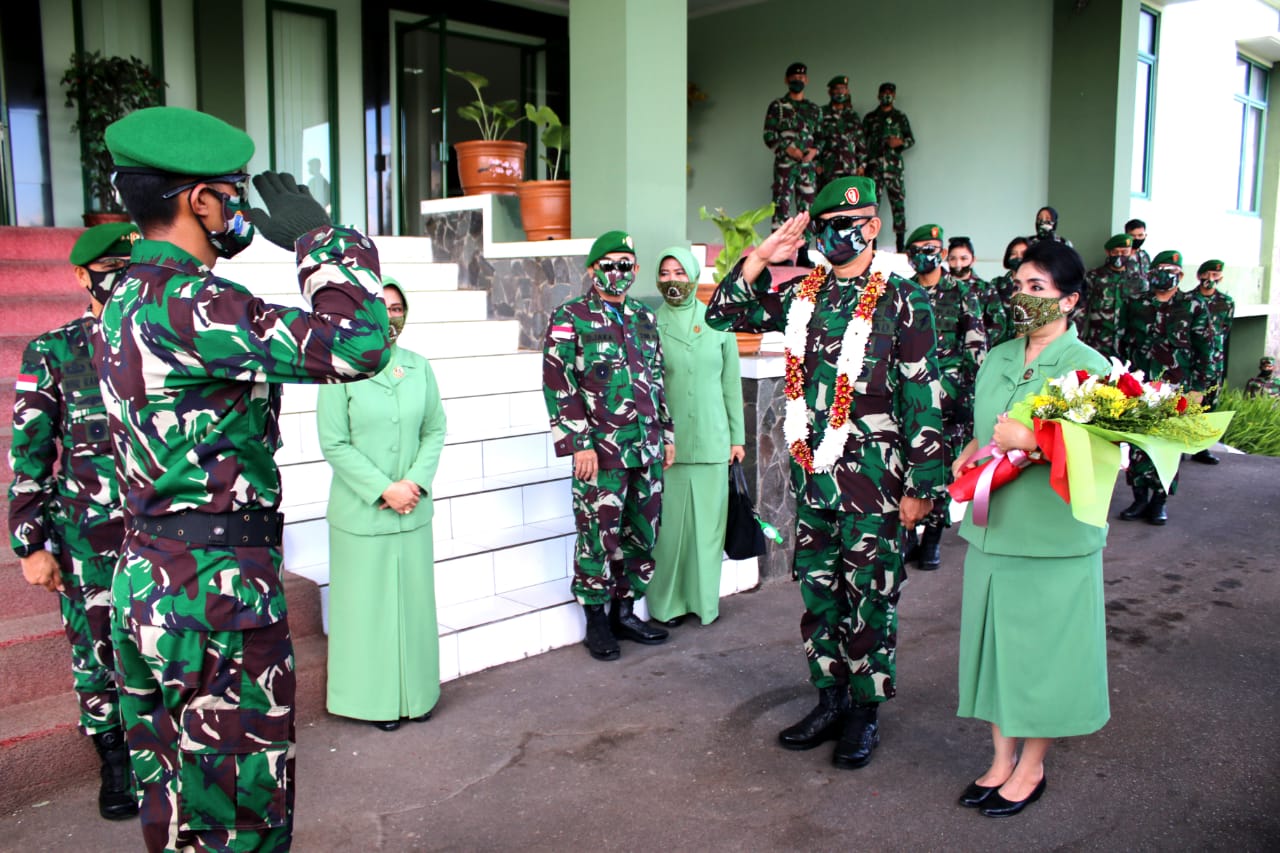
{"left": 647, "top": 247, "right": 746, "bottom": 626}
{"left": 317, "top": 278, "right": 447, "bottom": 730}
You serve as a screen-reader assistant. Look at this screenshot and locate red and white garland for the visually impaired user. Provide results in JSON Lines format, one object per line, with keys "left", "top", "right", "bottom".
{"left": 782, "top": 269, "right": 888, "bottom": 473}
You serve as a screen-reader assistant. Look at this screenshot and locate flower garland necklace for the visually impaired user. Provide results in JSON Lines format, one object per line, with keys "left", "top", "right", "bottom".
{"left": 783, "top": 268, "right": 888, "bottom": 473}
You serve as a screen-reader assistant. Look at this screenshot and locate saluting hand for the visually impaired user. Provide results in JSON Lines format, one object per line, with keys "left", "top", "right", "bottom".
{"left": 755, "top": 214, "right": 810, "bottom": 265}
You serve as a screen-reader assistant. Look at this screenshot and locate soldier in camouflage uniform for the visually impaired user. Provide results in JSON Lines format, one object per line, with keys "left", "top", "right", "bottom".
{"left": 7, "top": 223, "right": 140, "bottom": 821}
{"left": 816, "top": 75, "right": 865, "bottom": 182}
{"left": 983, "top": 237, "right": 1029, "bottom": 348}
{"left": 1187, "top": 258, "right": 1234, "bottom": 464}
{"left": 1028, "top": 206, "right": 1072, "bottom": 248}
{"left": 1080, "top": 233, "right": 1147, "bottom": 361}
{"left": 1125, "top": 218, "right": 1151, "bottom": 284}
{"left": 1116, "top": 250, "right": 1210, "bottom": 526}
{"left": 904, "top": 224, "right": 986, "bottom": 571}
{"left": 862, "top": 83, "right": 914, "bottom": 251}
{"left": 763, "top": 62, "right": 822, "bottom": 229}
{"left": 706, "top": 177, "right": 945, "bottom": 770}
{"left": 948, "top": 236, "right": 1002, "bottom": 350}
{"left": 542, "top": 230, "right": 673, "bottom": 662}
{"left": 1245, "top": 356, "right": 1280, "bottom": 397}
{"left": 98, "top": 107, "right": 391, "bottom": 853}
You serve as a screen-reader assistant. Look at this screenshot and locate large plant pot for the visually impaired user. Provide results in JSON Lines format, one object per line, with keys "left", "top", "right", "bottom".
{"left": 83, "top": 212, "right": 131, "bottom": 227}
{"left": 518, "top": 179, "right": 571, "bottom": 240}
{"left": 454, "top": 140, "right": 527, "bottom": 196}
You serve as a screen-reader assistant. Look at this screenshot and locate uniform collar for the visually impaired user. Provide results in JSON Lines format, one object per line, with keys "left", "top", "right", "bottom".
{"left": 130, "top": 239, "right": 211, "bottom": 277}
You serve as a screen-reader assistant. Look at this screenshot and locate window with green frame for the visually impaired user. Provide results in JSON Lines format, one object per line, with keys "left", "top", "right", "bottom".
{"left": 1234, "top": 55, "right": 1268, "bottom": 215}
{"left": 1131, "top": 6, "right": 1157, "bottom": 198}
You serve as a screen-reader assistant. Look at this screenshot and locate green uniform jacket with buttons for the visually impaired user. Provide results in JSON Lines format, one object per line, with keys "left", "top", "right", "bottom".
{"left": 959, "top": 326, "right": 1110, "bottom": 558}
{"left": 317, "top": 346, "right": 447, "bottom": 535}
{"left": 656, "top": 298, "right": 745, "bottom": 463}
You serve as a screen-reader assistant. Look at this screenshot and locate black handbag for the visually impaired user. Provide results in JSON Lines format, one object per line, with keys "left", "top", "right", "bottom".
{"left": 724, "top": 460, "right": 768, "bottom": 560}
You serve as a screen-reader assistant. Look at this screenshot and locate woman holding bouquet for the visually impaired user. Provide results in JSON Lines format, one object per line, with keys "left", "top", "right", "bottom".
{"left": 950, "top": 241, "right": 1110, "bottom": 818}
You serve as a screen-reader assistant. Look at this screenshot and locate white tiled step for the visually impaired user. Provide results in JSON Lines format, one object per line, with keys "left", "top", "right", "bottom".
{"left": 398, "top": 319, "right": 519, "bottom": 359}
{"left": 241, "top": 288, "right": 488, "bottom": 322}
{"left": 444, "top": 391, "right": 548, "bottom": 440}
{"left": 380, "top": 262, "right": 457, "bottom": 291}
{"left": 432, "top": 352, "right": 543, "bottom": 399}
{"left": 224, "top": 261, "right": 458, "bottom": 297}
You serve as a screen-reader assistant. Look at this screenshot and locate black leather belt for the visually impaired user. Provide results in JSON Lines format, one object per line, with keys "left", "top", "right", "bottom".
{"left": 131, "top": 509, "right": 284, "bottom": 547}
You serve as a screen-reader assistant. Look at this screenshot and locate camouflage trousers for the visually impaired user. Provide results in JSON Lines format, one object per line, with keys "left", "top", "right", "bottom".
{"left": 571, "top": 463, "right": 663, "bottom": 605}
{"left": 794, "top": 505, "right": 904, "bottom": 703}
{"left": 867, "top": 164, "right": 906, "bottom": 235}
{"left": 771, "top": 160, "right": 817, "bottom": 226}
{"left": 113, "top": 608, "right": 296, "bottom": 852}
{"left": 1126, "top": 447, "right": 1178, "bottom": 498}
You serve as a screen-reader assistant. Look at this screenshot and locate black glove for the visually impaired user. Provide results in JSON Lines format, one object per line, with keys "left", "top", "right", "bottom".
{"left": 249, "top": 171, "right": 331, "bottom": 250}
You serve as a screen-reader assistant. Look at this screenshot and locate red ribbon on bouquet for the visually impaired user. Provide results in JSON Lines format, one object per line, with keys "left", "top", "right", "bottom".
{"left": 1033, "top": 418, "right": 1071, "bottom": 505}
{"left": 948, "top": 443, "right": 1040, "bottom": 527}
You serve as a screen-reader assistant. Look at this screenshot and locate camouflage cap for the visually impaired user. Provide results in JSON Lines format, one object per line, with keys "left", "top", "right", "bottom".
{"left": 786, "top": 62, "right": 807, "bottom": 76}
{"left": 1104, "top": 233, "right": 1133, "bottom": 251}
{"left": 828, "top": 75, "right": 849, "bottom": 88}
{"left": 586, "top": 230, "right": 635, "bottom": 267}
{"left": 106, "top": 107, "right": 255, "bottom": 175}
{"left": 1197, "top": 259, "right": 1224, "bottom": 275}
{"left": 69, "top": 222, "right": 140, "bottom": 266}
{"left": 1152, "top": 249, "right": 1183, "bottom": 267}
{"left": 811, "top": 176, "right": 877, "bottom": 216}
{"left": 906, "top": 223, "right": 944, "bottom": 246}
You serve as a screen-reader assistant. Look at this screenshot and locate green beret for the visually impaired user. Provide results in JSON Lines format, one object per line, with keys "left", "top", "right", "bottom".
{"left": 106, "top": 107, "right": 254, "bottom": 176}
{"left": 1104, "top": 234, "right": 1133, "bottom": 251}
{"left": 827, "top": 75, "right": 848, "bottom": 88}
{"left": 1197, "top": 259, "right": 1224, "bottom": 275}
{"left": 586, "top": 230, "right": 635, "bottom": 267}
{"left": 69, "top": 222, "right": 140, "bottom": 266}
{"left": 657, "top": 245, "right": 701, "bottom": 284}
{"left": 1261, "top": 356, "right": 1275, "bottom": 368}
{"left": 811, "top": 177, "right": 877, "bottom": 216}
{"left": 906, "top": 223, "right": 945, "bottom": 246}
{"left": 1152, "top": 250, "right": 1183, "bottom": 267}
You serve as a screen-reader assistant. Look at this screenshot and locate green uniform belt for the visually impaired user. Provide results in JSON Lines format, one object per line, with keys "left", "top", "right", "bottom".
{"left": 131, "top": 508, "right": 284, "bottom": 547}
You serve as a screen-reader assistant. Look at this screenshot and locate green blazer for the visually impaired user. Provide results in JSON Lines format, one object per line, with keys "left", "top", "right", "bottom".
{"left": 959, "top": 326, "right": 1110, "bottom": 558}
{"left": 657, "top": 299, "right": 746, "bottom": 464}
{"left": 317, "top": 346, "right": 447, "bottom": 536}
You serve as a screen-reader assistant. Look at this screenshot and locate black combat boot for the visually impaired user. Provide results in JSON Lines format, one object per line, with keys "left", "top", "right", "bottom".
{"left": 1145, "top": 494, "right": 1168, "bottom": 526}
{"left": 918, "top": 524, "right": 942, "bottom": 571}
{"left": 832, "top": 702, "right": 880, "bottom": 769}
{"left": 583, "top": 604, "right": 620, "bottom": 661}
{"left": 1191, "top": 449, "right": 1220, "bottom": 465}
{"left": 778, "top": 685, "right": 850, "bottom": 750}
{"left": 1118, "top": 487, "right": 1150, "bottom": 520}
{"left": 91, "top": 729, "right": 138, "bottom": 820}
{"left": 901, "top": 526, "right": 921, "bottom": 565}
{"left": 609, "top": 598, "right": 669, "bottom": 645}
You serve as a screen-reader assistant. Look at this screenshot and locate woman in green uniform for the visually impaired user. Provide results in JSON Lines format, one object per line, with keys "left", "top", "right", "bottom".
{"left": 950, "top": 240, "right": 1110, "bottom": 817}
{"left": 647, "top": 247, "right": 745, "bottom": 626}
{"left": 318, "top": 280, "right": 447, "bottom": 730}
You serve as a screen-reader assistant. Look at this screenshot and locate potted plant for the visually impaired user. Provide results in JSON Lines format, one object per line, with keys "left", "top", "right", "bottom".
{"left": 447, "top": 68, "right": 526, "bottom": 196}
{"left": 698, "top": 203, "right": 775, "bottom": 355}
{"left": 517, "top": 104, "right": 570, "bottom": 240}
{"left": 60, "top": 51, "right": 165, "bottom": 225}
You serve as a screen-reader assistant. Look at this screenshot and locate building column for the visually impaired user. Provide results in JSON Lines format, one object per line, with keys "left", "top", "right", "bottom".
{"left": 570, "top": 0, "right": 687, "bottom": 299}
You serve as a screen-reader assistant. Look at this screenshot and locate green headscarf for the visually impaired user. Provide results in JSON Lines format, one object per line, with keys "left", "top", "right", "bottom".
{"left": 656, "top": 245, "right": 702, "bottom": 310}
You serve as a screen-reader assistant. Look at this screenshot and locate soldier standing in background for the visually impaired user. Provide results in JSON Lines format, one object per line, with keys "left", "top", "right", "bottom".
{"left": 7, "top": 223, "right": 140, "bottom": 822}
{"left": 1028, "top": 206, "right": 1071, "bottom": 247}
{"left": 1187, "top": 259, "right": 1233, "bottom": 464}
{"left": 1080, "top": 233, "right": 1147, "bottom": 361}
{"left": 99, "top": 106, "right": 391, "bottom": 852}
{"left": 863, "top": 83, "right": 914, "bottom": 252}
{"left": 984, "top": 237, "right": 1029, "bottom": 348}
{"left": 542, "top": 231, "right": 673, "bottom": 663}
{"left": 947, "top": 236, "right": 999, "bottom": 354}
{"left": 1245, "top": 356, "right": 1280, "bottom": 397}
{"left": 816, "top": 75, "right": 865, "bottom": 182}
{"left": 904, "top": 224, "right": 986, "bottom": 571}
{"left": 763, "top": 62, "right": 822, "bottom": 231}
{"left": 1125, "top": 218, "right": 1151, "bottom": 284}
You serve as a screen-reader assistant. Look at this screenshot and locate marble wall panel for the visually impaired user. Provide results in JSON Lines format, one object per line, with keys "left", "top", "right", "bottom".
{"left": 741, "top": 374, "right": 794, "bottom": 583}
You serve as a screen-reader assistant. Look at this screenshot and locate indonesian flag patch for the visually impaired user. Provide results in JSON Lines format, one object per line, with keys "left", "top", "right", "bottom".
{"left": 15, "top": 373, "right": 38, "bottom": 393}
{"left": 549, "top": 324, "right": 574, "bottom": 341}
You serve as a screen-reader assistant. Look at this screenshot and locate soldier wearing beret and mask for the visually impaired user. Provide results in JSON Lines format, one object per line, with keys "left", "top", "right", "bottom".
{"left": 816, "top": 75, "right": 865, "bottom": 182}
{"left": 764, "top": 62, "right": 822, "bottom": 231}
{"left": 862, "top": 83, "right": 914, "bottom": 252}
{"left": 1245, "top": 356, "right": 1280, "bottom": 398}
{"left": 1186, "top": 259, "right": 1233, "bottom": 464}
{"left": 1079, "top": 233, "right": 1147, "bottom": 361}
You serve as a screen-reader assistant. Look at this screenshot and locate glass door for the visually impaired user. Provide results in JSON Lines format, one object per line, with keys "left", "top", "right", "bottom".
{"left": 396, "top": 15, "right": 447, "bottom": 234}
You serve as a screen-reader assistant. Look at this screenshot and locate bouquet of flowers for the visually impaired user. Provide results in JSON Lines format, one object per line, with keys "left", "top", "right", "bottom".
{"left": 950, "top": 358, "right": 1234, "bottom": 527}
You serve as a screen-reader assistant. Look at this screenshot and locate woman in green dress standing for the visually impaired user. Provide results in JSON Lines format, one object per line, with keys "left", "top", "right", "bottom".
{"left": 951, "top": 240, "right": 1111, "bottom": 817}
{"left": 648, "top": 247, "right": 745, "bottom": 626}
{"left": 317, "top": 280, "right": 447, "bottom": 730}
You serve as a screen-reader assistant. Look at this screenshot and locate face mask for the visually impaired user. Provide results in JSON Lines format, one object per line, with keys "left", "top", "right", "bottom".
{"left": 661, "top": 279, "right": 695, "bottom": 306}
{"left": 787, "top": 80, "right": 805, "bottom": 93}
{"left": 950, "top": 264, "right": 971, "bottom": 278}
{"left": 86, "top": 267, "right": 124, "bottom": 305}
{"left": 909, "top": 250, "right": 941, "bottom": 275}
{"left": 1198, "top": 278, "right": 1217, "bottom": 292}
{"left": 1150, "top": 269, "right": 1179, "bottom": 291}
{"left": 387, "top": 314, "right": 406, "bottom": 341}
{"left": 832, "top": 93, "right": 849, "bottom": 104}
{"left": 593, "top": 267, "right": 635, "bottom": 297}
{"left": 1262, "top": 367, "right": 1275, "bottom": 377}
{"left": 1107, "top": 255, "right": 1126, "bottom": 271}
{"left": 879, "top": 93, "right": 894, "bottom": 106}
{"left": 198, "top": 188, "right": 255, "bottom": 259}
{"left": 1004, "top": 255, "right": 1023, "bottom": 271}
{"left": 1036, "top": 220, "right": 1055, "bottom": 237}
{"left": 1009, "top": 292, "right": 1065, "bottom": 335}
{"left": 1131, "top": 237, "right": 1145, "bottom": 250}
{"left": 816, "top": 220, "right": 870, "bottom": 265}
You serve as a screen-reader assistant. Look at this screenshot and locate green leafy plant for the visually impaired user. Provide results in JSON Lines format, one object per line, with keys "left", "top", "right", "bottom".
{"left": 1218, "top": 386, "right": 1280, "bottom": 456}
{"left": 524, "top": 104, "right": 569, "bottom": 180}
{"left": 447, "top": 68, "right": 523, "bottom": 141}
{"left": 699, "top": 202, "right": 776, "bottom": 282}
{"left": 60, "top": 51, "right": 166, "bottom": 213}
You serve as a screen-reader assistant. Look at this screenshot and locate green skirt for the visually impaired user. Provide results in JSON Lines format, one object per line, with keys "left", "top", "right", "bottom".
{"left": 326, "top": 523, "right": 440, "bottom": 721}
{"left": 647, "top": 462, "right": 728, "bottom": 624}
{"left": 956, "top": 546, "right": 1109, "bottom": 738}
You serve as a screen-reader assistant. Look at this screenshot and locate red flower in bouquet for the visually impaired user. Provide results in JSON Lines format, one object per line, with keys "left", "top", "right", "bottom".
{"left": 1075, "top": 369, "right": 1090, "bottom": 383}
{"left": 1117, "top": 373, "right": 1144, "bottom": 398}
{"left": 1176, "top": 396, "right": 1188, "bottom": 413}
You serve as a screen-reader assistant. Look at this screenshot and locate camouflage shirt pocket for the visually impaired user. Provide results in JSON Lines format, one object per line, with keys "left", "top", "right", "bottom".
{"left": 178, "top": 704, "right": 291, "bottom": 831}
{"left": 856, "top": 329, "right": 895, "bottom": 395}
{"left": 69, "top": 407, "right": 111, "bottom": 447}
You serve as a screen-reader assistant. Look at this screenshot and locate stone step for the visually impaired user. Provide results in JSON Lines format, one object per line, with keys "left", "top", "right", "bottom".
{"left": 0, "top": 260, "right": 82, "bottom": 297}
{"left": 220, "top": 260, "right": 460, "bottom": 298}
{"left": 3, "top": 294, "right": 87, "bottom": 338}
{"left": 397, "top": 319, "right": 519, "bottom": 360}
{"left": 0, "top": 226, "right": 82, "bottom": 262}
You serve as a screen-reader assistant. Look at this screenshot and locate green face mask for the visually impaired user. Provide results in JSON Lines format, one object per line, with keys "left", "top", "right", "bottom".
{"left": 1151, "top": 269, "right": 1179, "bottom": 292}
{"left": 387, "top": 314, "right": 406, "bottom": 341}
{"left": 832, "top": 93, "right": 850, "bottom": 104}
{"left": 1009, "top": 292, "right": 1065, "bottom": 335}
{"left": 661, "top": 278, "right": 696, "bottom": 306}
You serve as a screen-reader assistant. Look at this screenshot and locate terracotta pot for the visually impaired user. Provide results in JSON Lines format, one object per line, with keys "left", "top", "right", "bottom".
{"left": 695, "top": 282, "right": 716, "bottom": 305}
{"left": 83, "top": 212, "right": 131, "bottom": 227}
{"left": 453, "top": 140, "right": 527, "bottom": 196}
{"left": 518, "top": 179, "right": 571, "bottom": 240}
{"left": 735, "top": 332, "right": 764, "bottom": 356}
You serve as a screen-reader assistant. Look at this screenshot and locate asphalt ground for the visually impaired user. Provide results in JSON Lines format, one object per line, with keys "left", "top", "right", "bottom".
{"left": 3, "top": 451, "right": 1277, "bottom": 852}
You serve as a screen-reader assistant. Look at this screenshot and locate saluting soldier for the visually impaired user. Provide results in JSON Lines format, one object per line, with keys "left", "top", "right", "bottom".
{"left": 1187, "top": 258, "right": 1234, "bottom": 464}
{"left": 1080, "top": 233, "right": 1147, "bottom": 361}
{"left": 98, "top": 106, "right": 391, "bottom": 852}
{"left": 706, "top": 177, "right": 946, "bottom": 770}
{"left": 1245, "top": 356, "right": 1280, "bottom": 397}
{"left": 7, "top": 223, "right": 140, "bottom": 822}
{"left": 542, "top": 231, "right": 673, "bottom": 662}
{"left": 816, "top": 75, "right": 865, "bottom": 181}
{"left": 862, "top": 83, "right": 914, "bottom": 252}
{"left": 904, "top": 224, "right": 986, "bottom": 571}
{"left": 763, "top": 62, "right": 822, "bottom": 229}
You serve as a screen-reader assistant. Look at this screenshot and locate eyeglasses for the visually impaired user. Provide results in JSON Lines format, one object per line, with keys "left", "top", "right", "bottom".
{"left": 810, "top": 215, "right": 872, "bottom": 234}
{"left": 910, "top": 246, "right": 942, "bottom": 256}
{"left": 596, "top": 259, "right": 636, "bottom": 274}
{"left": 160, "top": 174, "right": 250, "bottom": 200}
{"left": 386, "top": 304, "right": 406, "bottom": 315}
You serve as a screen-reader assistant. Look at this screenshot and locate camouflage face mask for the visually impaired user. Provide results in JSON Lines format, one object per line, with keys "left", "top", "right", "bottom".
{"left": 1107, "top": 254, "right": 1126, "bottom": 270}
{"left": 593, "top": 267, "right": 635, "bottom": 297}
{"left": 1035, "top": 220, "right": 1055, "bottom": 237}
{"left": 879, "top": 93, "right": 894, "bottom": 106}
{"left": 86, "top": 266, "right": 125, "bottom": 305}
{"left": 816, "top": 220, "right": 869, "bottom": 265}
{"left": 387, "top": 314, "right": 406, "bottom": 341}
{"left": 1009, "top": 291, "right": 1064, "bottom": 335}
{"left": 909, "top": 249, "right": 941, "bottom": 275}
{"left": 1150, "top": 269, "right": 1179, "bottom": 292}
{"left": 199, "top": 188, "right": 256, "bottom": 259}
{"left": 661, "top": 278, "right": 696, "bottom": 306}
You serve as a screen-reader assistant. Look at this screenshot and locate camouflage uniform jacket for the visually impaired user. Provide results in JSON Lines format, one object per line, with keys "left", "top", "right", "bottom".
{"left": 8, "top": 310, "right": 124, "bottom": 555}
{"left": 911, "top": 274, "right": 987, "bottom": 410}
{"left": 1244, "top": 373, "right": 1280, "bottom": 398}
{"left": 1118, "top": 291, "right": 1210, "bottom": 390}
{"left": 542, "top": 290, "right": 674, "bottom": 468}
{"left": 98, "top": 228, "right": 390, "bottom": 629}
{"left": 1187, "top": 288, "right": 1234, "bottom": 385}
{"left": 705, "top": 260, "right": 946, "bottom": 513}
{"left": 861, "top": 107, "right": 914, "bottom": 174}
{"left": 763, "top": 96, "right": 822, "bottom": 165}
{"left": 816, "top": 103, "right": 865, "bottom": 179}
{"left": 1133, "top": 247, "right": 1151, "bottom": 283}
{"left": 1080, "top": 264, "right": 1148, "bottom": 360}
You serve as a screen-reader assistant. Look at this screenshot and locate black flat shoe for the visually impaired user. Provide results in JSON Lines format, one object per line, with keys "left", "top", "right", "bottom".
{"left": 408, "top": 712, "right": 432, "bottom": 723}
{"left": 371, "top": 720, "right": 400, "bottom": 732}
{"left": 958, "top": 780, "right": 999, "bottom": 808}
{"left": 659, "top": 616, "right": 685, "bottom": 628}
{"left": 980, "top": 775, "right": 1046, "bottom": 818}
